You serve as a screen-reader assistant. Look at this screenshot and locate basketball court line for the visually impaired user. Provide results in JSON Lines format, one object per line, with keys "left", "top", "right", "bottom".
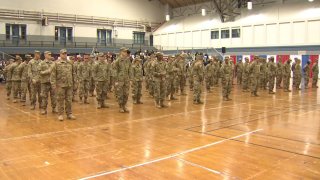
{"left": 78, "top": 129, "right": 262, "bottom": 180}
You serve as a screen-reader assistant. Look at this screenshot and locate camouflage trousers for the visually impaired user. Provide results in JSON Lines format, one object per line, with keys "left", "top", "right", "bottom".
{"left": 96, "top": 81, "right": 108, "bottom": 104}
{"left": 41, "top": 82, "right": 56, "bottom": 110}
{"left": 166, "top": 78, "right": 175, "bottom": 97}
{"left": 283, "top": 75, "right": 290, "bottom": 91}
{"left": 73, "top": 81, "right": 78, "bottom": 97}
{"left": 56, "top": 86, "right": 72, "bottom": 116}
{"left": 242, "top": 75, "right": 249, "bottom": 90}
{"left": 237, "top": 72, "right": 242, "bottom": 84}
{"left": 79, "top": 80, "right": 90, "bottom": 98}
{"left": 115, "top": 81, "right": 129, "bottom": 107}
{"left": 21, "top": 80, "right": 31, "bottom": 102}
{"left": 175, "top": 75, "right": 186, "bottom": 93}
{"left": 259, "top": 74, "right": 267, "bottom": 89}
{"left": 31, "top": 81, "right": 42, "bottom": 107}
{"left": 108, "top": 76, "right": 114, "bottom": 92}
{"left": 312, "top": 76, "right": 318, "bottom": 87}
{"left": 148, "top": 78, "right": 155, "bottom": 97}
{"left": 154, "top": 80, "right": 166, "bottom": 103}
{"left": 250, "top": 77, "right": 259, "bottom": 94}
{"left": 12, "top": 80, "right": 21, "bottom": 100}
{"left": 213, "top": 74, "right": 219, "bottom": 86}
{"left": 293, "top": 74, "right": 302, "bottom": 89}
{"left": 193, "top": 79, "right": 202, "bottom": 102}
{"left": 222, "top": 78, "right": 232, "bottom": 98}
{"left": 89, "top": 78, "right": 95, "bottom": 95}
{"left": 131, "top": 81, "right": 142, "bottom": 102}
{"left": 268, "top": 75, "right": 275, "bottom": 92}
{"left": 205, "top": 76, "right": 213, "bottom": 90}
{"left": 5, "top": 81, "right": 12, "bottom": 97}
{"left": 276, "top": 75, "right": 282, "bottom": 88}
{"left": 188, "top": 76, "right": 194, "bottom": 90}
{"left": 304, "top": 75, "right": 310, "bottom": 87}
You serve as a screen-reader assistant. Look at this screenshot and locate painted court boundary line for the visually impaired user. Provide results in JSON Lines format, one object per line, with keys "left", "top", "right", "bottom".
{"left": 79, "top": 128, "right": 263, "bottom": 180}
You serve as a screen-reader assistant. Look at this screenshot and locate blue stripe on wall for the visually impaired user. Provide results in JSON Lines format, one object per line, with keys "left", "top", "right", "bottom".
{"left": 302, "top": 55, "right": 309, "bottom": 76}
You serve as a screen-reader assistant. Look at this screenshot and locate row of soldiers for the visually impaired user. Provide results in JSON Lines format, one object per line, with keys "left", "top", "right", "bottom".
{"left": 3, "top": 49, "right": 319, "bottom": 117}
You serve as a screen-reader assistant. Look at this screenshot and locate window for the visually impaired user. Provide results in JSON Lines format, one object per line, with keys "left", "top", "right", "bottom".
{"left": 5, "top": 24, "right": 27, "bottom": 40}
{"left": 5, "top": 24, "right": 10, "bottom": 40}
{"left": 97, "top": 29, "right": 112, "bottom": 44}
{"left": 211, "top": 30, "right": 219, "bottom": 39}
{"left": 67, "top": 27, "right": 73, "bottom": 41}
{"left": 21, "top": 25, "right": 26, "bottom": 40}
{"left": 232, "top": 28, "right": 240, "bottom": 38}
{"left": 221, "top": 29, "right": 230, "bottom": 39}
{"left": 133, "top": 32, "right": 145, "bottom": 44}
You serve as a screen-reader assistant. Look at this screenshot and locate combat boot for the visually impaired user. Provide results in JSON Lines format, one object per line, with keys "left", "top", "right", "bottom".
{"left": 197, "top": 99, "right": 204, "bottom": 104}
{"left": 226, "top": 96, "right": 232, "bottom": 101}
{"left": 223, "top": 96, "right": 228, "bottom": 101}
{"left": 101, "top": 102, "right": 109, "bottom": 108}
{"left": 30, "top": 105, "right": 35, "bottom": 110}
{"left": 160, "top": 100, "right": 167, "bottom": 108}
{"left": 97, "top": 102, "right": 102, "bottom": 109}
{"left": 13, "top": 99, "right": 17, "bottom": 103}
{"left": 40, "top": 109, "right": 47, "bottom": 115}
{"left": 84, "top": 97, "right": 89, "bottom": 104}
{"left": 123, "top": 106, "right": 129, "bottom": 113}
{"left": 58, "top": 115, "right": 64, "bottom": 121}
{"left": 119, "top": 105, "right": 125, "bottom": 113}
{"left": 67, "top": 114, "right": 76, "bottom": 120}
{"left": 52, "top": 107, "right": 58, "bottom": 113}
{"left": 269, "top": 91, "right": 275, "bottom": 94}
{"left": 79, "top": 97, "right": 83, "bottom": 104}
{"left": 155, "top": 101, "right": 161, "bottom": 108}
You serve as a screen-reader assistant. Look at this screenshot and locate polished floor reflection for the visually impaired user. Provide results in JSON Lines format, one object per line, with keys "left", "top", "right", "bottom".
{"left": 0, "top": 83, "right": 319, "bottom": 180}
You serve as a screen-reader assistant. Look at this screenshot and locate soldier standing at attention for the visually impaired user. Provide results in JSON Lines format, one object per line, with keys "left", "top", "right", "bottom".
{"left": 303, "top": 61, "right": 311, "bottom": 89}
{"left": 242, "top": 57, "right": 250, "bottom": 92}
{"left": 260, "top": 58, "right": 267, "bottom": 90}
{"left": 93, "top": 52, "right": 111, "bottom": 109}
{"left": 131, "top": 56, "right": 143, "bottom": 104}
{"left": 236, "top": 59, "right": 243, "bottom": 85}
{"left": 293, "top": 59, "right": 302, "bottom": 90}
{"left": 152, "top": 52, "right": 167, "bottom": 108}
{"left": 213, "top": 57, "right": 220, "bottom": 87}
{"left": 39, "top": 51, "right": 57, "bottom": 114}
{"left": 276, "top": 59, "right": 283, "bottom": 89}
{"left": 166, "top": 55, "right": 178, "bottom": 101}
{"left": 204, "top": 59, "right": 214, "bottom": 93}
{"left": 114, "top": 47, "right": 131, "bottom": 113}
{"left": 178, "top": 54, "right": 187, "bottom": 95}
{"left": 283, "top": 59, "right": 292, "bottom": 92}
{"left": 50, "top": 49, "right": 76, "bottom": 121}
{"left": 10, "top": 56, "right": 22, "bottom": 103}
{"left": 19, "top": 55, "right": 32, "bottom": 106}
{"left": 4, "top": 59, "right": 14, "bottom": 100}
{"left": 192, "top": 54, "right": 204, "bottom": 104}
{"left": 89, "top": 55, "right": 96, "bottom": 97}
{"left": 220, "top": 57, "right": 233, "bottom": 101}
{"left": 28, "top": 50, "right": 42, "bottom": 110}
{"left": 268, "top": 57, "right": 276, "bottom": 94}
{"left": 78, "top": 54, "right": 92, "bottom": 104}
{"left": 312, "top": 59, "right": 319, "bottom": 88}
{"left": 249, "top": 56, "right": 260, "bottom": 97}
{"left": 71, "top": 56, "right": 79, "bottom": 102}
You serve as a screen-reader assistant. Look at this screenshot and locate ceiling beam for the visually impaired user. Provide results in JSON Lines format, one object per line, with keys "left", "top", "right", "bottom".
{"left": 212, "top": 0, "right": 224, "bottom": 22}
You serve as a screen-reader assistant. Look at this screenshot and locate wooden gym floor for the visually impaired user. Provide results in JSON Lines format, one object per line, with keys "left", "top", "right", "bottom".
{"left": 0, "top": 82, "right": 319, "bottom": 180}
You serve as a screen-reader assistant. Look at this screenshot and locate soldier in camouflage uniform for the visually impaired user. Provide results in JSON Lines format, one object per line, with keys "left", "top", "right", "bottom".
{"left": 89, "top": 55, "right": 96, "bottom": 97}
{"left": 213, "top": 57, "right": 220, "bottom": 87}
{"left": 312, "top": 59, "right": 319, "bottom": 88}
{"left": 39, "top": 51, "right": 57, "bottom": 114}
{"left": 249, "top": 56, "right": 261, "bottom": 97}
{"left": 71, "top": 56, "right": 79, "bottom": 102}
{"left": 293, "top": 59, "right": 302, "bottom": 90}
{"left": 268, "top": 57, "right": 276, "bottom": 94}
{"left": 259, "top": 58, "right": 268, "bottom": 90}
{"left": 176, "top": 54, "right": 187, "bottom": 95}
{"left": 93, "top": 52, "right": 111, "bottom": 109}
{"left": 78, "top": 54, "right": 92, "bottom": 104}
{"left": 166, "top": 55, "right": 178, "bottom": 100}
{"left": 187, "top": 60, "right": 194, "bottom": 91}
{"left": 131, "top": 56, "right": 143, "bottom": 104}
{"left": 50, "top": 49, "right": 76, "bottom": 121}
{"left": 276, "top": 59, "right": 283, "bottom": 89}
{"left": 152, "top": 52, "right": 167, "bottom": 108}
{"left": 143, "top": 54, "right": 151, "bottom": 92}
{"left": 4, "top": 59, "right": 14, "bottom": 100}
{"left": 10, "top": 56, "right": 22, "bottom": 103}
{"left": 220, "top": 57, "right": 233, "bottom": 101}
{"left": 107, "top": 57, "right": 114, "bottom": 93}
{"left": 283, "top": 59, "right": 292, "bottom": 92}
{"left": 205, "top": 59, "right": 214, "bottom": 93}
{"left": 242, "top": 57, "right": 250, "bottom": 92}
{"left": 146, "top": 53, "right": 156, "bottom": 97}
{"left": 192, "top": 54, "right": 204, "bottom": 104}
{"left": 28, "top": 50, "right": 42, "bottom": 110}
{"left": 19, "top": 55, "right": 31, "bottom": 105}
{"left": 114, "top": 47, "right": 131, "bottom": 113}
{"left": 303, "top": 61, "right": 311, "bottom": 89}
{"left": 236, "top": 59, "right": 243, "bottom": 85}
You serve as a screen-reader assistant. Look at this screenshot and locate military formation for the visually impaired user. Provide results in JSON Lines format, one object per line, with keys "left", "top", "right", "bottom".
{"left": 2, "top": 49, "right": 319, "bottom": 119}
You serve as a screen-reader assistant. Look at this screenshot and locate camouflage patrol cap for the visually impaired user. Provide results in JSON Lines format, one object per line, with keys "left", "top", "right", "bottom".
{"left": 69, "top": 56, "right": 75, "bottom": 60}
{"left": 25, "top": 54, "right": 32, "bottom": 60}
{"left": 196, "top": 54, "right": 203, "bottom": 60}
{"left": 15, "top": 56, "right": 22, "bottom": 61}
{"left": 180, "top": 54, "right": 187, "bottom": 58}
{"left": 155, "top": 52, "right": 163, "bottom": 57}
{"left": 120, "top": 47, "right": 128, "bottom": 52}
{"left": 268, "top": 56, "right": 274, "bottom": 60}
{"left": 44, "top": 51, "right": 52, "bottom": 55}
{"left": 34, "top": 50, "right": 40, "bottom": 54}
{"left": 60, "top": 49, "right": 67, "bottom": 54}
{"left": 90, "top": 54, "right": 95, "bottom": 58}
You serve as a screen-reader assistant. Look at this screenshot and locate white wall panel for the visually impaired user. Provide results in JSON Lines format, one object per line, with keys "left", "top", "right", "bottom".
{"left": 279, "top": 23, "right": 291, "bottom": 44}
{"left": 242, "top": 26, "right": 253, "bottom": 46}
{"left": 307, "top": 20, "right": 320, "bottom": 43}
{"left": 183, "top": 31, "right": 192, "bottom": 48}
{"left": 266, "top": 24, "right": 278, "bottom": 45}
{"left": 254, "top": 25, "right": 265, "bottom": 45}
{"left": 201, "top": 30, "right": 210, "bottom": 48}
{"left": 176, "top": 32, "right": 184, "bottom": 47}
{"left": 192, "top": 31, "right": 201, "bottom": 48}
{"left": 293, "top": 21, "right": 305, "bottom": 44}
